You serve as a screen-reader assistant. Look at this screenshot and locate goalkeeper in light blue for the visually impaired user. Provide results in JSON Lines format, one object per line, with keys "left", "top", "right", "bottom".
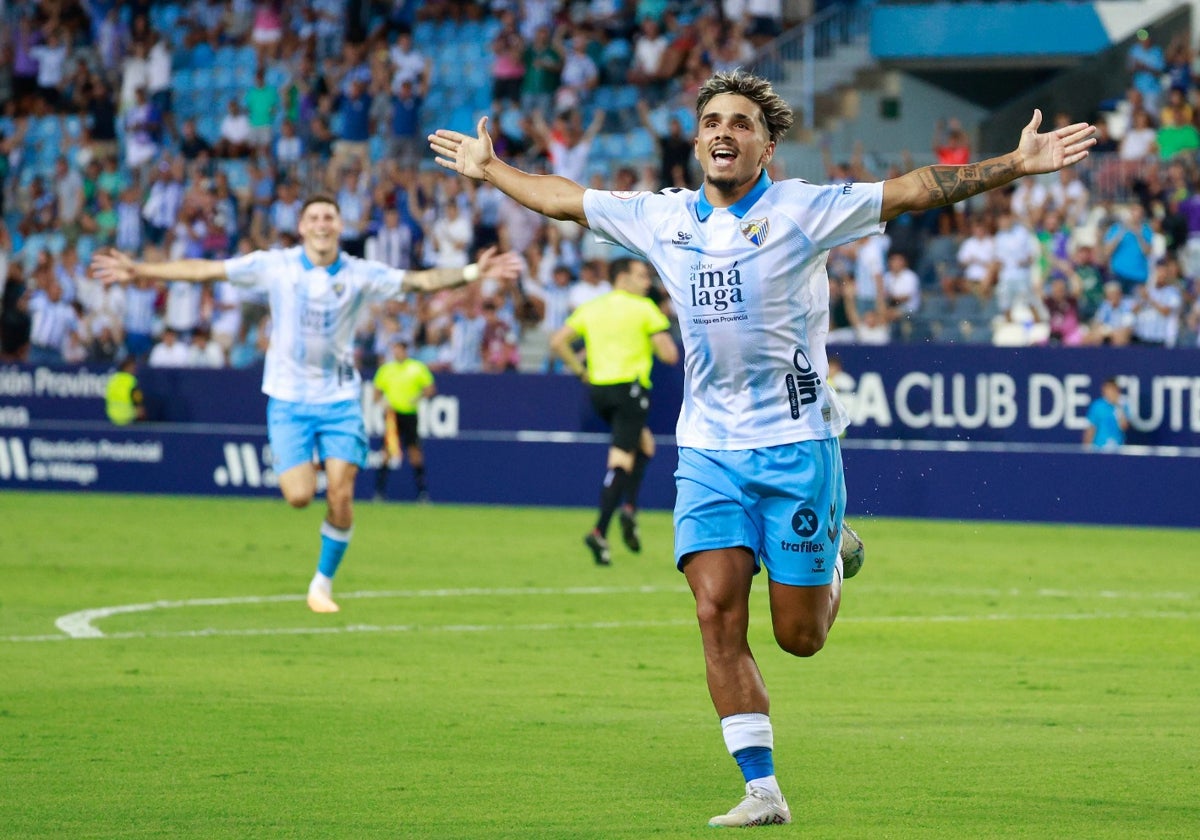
{"left": 92, "top": 197, "right": 521, "bottom": 613}
{"left": 431, "top": 70, "right": 1095, "bottom": 826}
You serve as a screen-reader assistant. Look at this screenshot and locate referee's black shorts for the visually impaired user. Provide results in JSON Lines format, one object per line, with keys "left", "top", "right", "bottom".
{"left": 396, "top": 412, "right": 420, "bottom": 448}
{"left": 589, "top": 381, "right": 650, "bottom": 453}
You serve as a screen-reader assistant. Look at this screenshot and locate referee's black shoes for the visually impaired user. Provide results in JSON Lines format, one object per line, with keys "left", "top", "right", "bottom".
{"left": 618, "top": 509, "right": 642, "bottom": 553}
{"left": 585, "top": 532, "right": 612, "bottom": 566}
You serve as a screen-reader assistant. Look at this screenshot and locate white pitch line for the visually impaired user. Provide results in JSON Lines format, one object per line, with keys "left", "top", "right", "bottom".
{"left": 15, "top": 584, "right": 1199, "bottom": 644}
{"left": 6, "top": 610, "right": 1198, "bottom": 644}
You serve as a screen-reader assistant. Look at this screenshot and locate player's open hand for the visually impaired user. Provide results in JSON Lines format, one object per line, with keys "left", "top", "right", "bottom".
{"left": 475, "top": 246, "right": 524, "bottom": 282}
{"left": 90, "top": 248, "right": 136, "bottom": 285}
{"left": 1017, "top": 109, "right": 1096, "bottom": 176}
{"left": 429, "top": 116, "right": 496, "bottom": 181}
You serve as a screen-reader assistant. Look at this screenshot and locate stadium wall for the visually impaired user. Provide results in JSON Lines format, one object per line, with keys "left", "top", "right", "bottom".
{"left": 1, "top": 347, "right": 1197, "bottom": 527}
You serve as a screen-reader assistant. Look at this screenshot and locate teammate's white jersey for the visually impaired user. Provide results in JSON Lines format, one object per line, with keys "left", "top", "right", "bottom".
{"left": 583, "top": 172, "right": 884, "bottom": 449}
{"left": 224, "top": 247, "right": 405, "bottom": 404}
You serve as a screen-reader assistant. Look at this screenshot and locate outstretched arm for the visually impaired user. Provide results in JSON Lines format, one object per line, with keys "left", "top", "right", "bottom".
{"left": 881, "top": 110, "right": 1095, "bottom": 222}
{"left": 90, "top": 249, "right": 228, "bottom": 284}
{"left": 399, "top": 246, "right": 523, "bottom": 293}
{"left": 429, "top": 117, "right": 588, "bottom": 226}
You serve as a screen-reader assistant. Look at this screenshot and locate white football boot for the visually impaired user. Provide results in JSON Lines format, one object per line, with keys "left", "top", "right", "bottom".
{"left": 708, "top": 784, "right": 792, "bottom": 828}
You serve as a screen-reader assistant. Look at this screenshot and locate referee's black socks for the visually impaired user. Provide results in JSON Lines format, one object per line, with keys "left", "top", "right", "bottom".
{"left": 596, "top": 467, "right": 629, "bottom": 536}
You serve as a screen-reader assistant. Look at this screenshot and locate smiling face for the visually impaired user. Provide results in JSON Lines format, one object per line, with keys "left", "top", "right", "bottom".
{"left": 694, "top": 93, "right": 774, "bottom": 203}
{"left": 297, "top": 200, "right": 343, "bottom": 264}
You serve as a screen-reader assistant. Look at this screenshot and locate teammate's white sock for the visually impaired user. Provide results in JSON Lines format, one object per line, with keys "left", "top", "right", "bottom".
{"left": 748, "top": 774, "right": 782, "bottom": 797}
{"left": 309, "top": 572, "right": 333, "bottom": 594}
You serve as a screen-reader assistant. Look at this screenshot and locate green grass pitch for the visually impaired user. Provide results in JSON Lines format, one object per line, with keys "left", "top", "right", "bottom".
{"left": 1, "top": 491, "right": 1196, "bottom": 839}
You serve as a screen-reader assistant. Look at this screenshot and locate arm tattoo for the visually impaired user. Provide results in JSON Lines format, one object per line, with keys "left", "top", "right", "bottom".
{"left": 402, "top": 268, "right": 468, "bottom": 293}
{"left": 918, "top": 159, "right": 1021, "bottom": 207}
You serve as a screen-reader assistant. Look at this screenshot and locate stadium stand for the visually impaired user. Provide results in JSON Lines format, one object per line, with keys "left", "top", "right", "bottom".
{"left": 2, "top": 0, "right": 1199, "bottom": 372}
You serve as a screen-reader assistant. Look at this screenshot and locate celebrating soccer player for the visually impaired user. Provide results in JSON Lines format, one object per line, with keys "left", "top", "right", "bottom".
{"left": 91, "top": 195, "right": 522, "bottom": 614}
{"left": 430, "top": 70, "right": 1094, "bottom": 827}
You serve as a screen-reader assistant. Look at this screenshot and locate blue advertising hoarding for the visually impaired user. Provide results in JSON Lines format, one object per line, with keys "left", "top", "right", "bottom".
{"left": 1, "top": 347, "right": 1198, "bottom": 527}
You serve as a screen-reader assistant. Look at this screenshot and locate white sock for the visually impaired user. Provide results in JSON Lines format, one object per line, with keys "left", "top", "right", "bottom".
{"left": 748, "top": 774, "right": 782, "bottom": 797}
{"left": 721, "top": 713, "right": 774, "bottom": 754}
{"left": 309, "top": 572, "right": 333, "bottom": 593}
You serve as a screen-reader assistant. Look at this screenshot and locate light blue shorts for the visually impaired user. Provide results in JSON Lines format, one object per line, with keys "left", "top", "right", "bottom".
{"left": 266, "top": 397, "right": 368, "bottom": 474}
{"left": 673, "top": 439, "right": 846, "bottom": 587}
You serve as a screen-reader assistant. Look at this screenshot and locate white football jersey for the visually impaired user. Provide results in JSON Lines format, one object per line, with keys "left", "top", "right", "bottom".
{"left": 224, "top": 247, "right": 405, "bottom": 403}
{"left": 583, "top": 172, "right": 884, "bottom": 449}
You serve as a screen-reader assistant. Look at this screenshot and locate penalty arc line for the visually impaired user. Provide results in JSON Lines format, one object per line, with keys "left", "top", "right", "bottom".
{"left": 51, "top": 585, "right": 695, "bottom": 639}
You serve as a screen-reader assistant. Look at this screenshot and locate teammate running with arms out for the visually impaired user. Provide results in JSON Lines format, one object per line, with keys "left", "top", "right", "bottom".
{"left": 373, "top": 339, "right": 436, "bottom": 502}
{"left": 91, "top": 195, "right": 522, "bottom": 614}
{"left": 549, "top": 257, "right": 679, "bottom": 566}
{"left": 430, "top": 70, "right": 1094, "bottom": 827}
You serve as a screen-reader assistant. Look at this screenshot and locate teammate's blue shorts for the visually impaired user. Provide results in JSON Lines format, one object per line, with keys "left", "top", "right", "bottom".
{"left": 266, "top": 397, "right": 368, "bottom": 474}
{"left": 673, "top": 439, "right": 846, "bottom": 587}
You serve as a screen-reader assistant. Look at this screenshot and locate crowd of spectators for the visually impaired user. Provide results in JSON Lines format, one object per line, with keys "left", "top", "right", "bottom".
{"left": 1, "top": 0, "right": 1199, "bottom": 377}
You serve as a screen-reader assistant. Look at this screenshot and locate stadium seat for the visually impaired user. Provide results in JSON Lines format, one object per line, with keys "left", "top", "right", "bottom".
{"left": 434, "top": 21, "right": 457, "bottom": 45}
{"left": 413, "top": 21, "right": 436, "bottom": 45}
{"left": 920, "top": 295, "right": 951, "bottom": 319}
{"left": 447, "top": 106, "right": 477, "bottom": 134}
{"left": 235, "top": 45, "right": 257, "bottom": 70}
{"left": 624, "top": 128, "right": 655, "bottom": 159}
{"left": 951, "top": 294, "right": 986, "bottom": 318}
{"left": 212, "top": 63, "right": 236, "bottom": 92}
{"left": 189, "top": 42, "right": 215, "bottom": 69}
{"left": 672, "top": 107, "right": 696, "bottom": 134}
{"left": 424, "top": 88, "right": 446, "bottom": 112}
{"left": 234, "top": 64, "right": 256, "bottom": 89}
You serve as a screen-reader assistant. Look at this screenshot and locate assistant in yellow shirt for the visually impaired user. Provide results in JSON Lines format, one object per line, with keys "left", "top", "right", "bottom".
{"left": 372, "top": 340, "right": 436, "bottom": 501}
{"left": 105, "top": 357, "right": 145, "bottom": 425}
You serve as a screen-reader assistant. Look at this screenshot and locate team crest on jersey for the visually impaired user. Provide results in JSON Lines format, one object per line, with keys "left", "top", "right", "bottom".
{"left": 331, "top": 281, "right": 346, "bottom": 296}
{"left": 740, "top": 218, "right": 770, "bottom": 247}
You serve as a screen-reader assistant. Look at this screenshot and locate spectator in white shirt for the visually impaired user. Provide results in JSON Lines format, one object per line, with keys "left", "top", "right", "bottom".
{"left": 1009, "top": 176, "right": 1048, "bottom": 229}
{"left": 366, "top": 207, "right": 414, "bottom": 270}
{"left": 147, "top": 327, "right": 192, "bottom": 367}
{"left": 881, "top": 251, "right": 921, "bottom": 323}
{"left": 557, "top": 35, "right": 599, "bottom": 112}
{"left": 30, "top": 28, "right": 68, "bottom": 110}
{"left": 388, "top": 28, "right": 430, "bottom": 94}
{"left": 215, "top": 100, "right": 253, "bottom": 158}
{"left": 54, "top": 157, "right": 86, "bottom": 228}
{"left": 992, "top": 210, "right": 1044, "bottom": 320}
{"left": 852, "top": 232, "right": 889, "bottom": 314}
{"left": 431, "top": 200, "right": 473, "bottom": 269}
{"left": 119, "top": 41, "right": 151, "bottom": 112}
{"left": 187, "top": 327, "right": 226, "bottom": 367}
{"left": 628, "top": 18, "right": 669, "bottom": 89}
{"left": 1047, "top": 167, "right": 1090, "bottom": 227}
{"left": 1132, "top": 254, "right": 1184, "bottom": 346}
{"left": 28, "top": 277, "right": 82, "bottom": 365}
{"left": 567, "top": 260, "right": 612, "bottom": 310}
{"left": 275, "top": 120, "right": 304, "bottom": 170}
{"left": 945, "top": 215, "right": 996, "bottom": 299}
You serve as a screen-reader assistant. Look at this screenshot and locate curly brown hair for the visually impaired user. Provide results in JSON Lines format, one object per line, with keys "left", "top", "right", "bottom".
{"left": 695, "top": 70, "right": 795, "bottom": 144}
